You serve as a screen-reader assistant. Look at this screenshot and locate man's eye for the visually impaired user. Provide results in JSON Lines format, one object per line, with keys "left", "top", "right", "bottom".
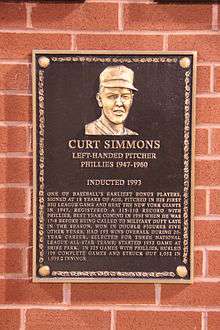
{"left": 108, "top": 95, "right": 117, "bottom": 100}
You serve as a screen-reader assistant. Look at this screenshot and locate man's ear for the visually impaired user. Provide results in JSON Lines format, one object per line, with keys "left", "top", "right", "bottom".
{"left": 96, "top": 93, "right": 103, "bottom": 107}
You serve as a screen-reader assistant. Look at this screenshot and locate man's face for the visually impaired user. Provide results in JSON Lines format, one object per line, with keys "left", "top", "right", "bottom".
{"left": 97, "top": 87, "right": 133, "bottom": 125}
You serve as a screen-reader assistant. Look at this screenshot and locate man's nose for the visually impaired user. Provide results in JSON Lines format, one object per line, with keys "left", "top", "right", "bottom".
{"left": 115, "top": 96, "right": 123, "bottom": 106}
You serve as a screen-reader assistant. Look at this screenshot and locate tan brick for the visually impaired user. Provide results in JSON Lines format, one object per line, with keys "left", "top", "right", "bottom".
{"left": 0, "top": 310, "right": 20, "bottom": 330}
{"left": 195, "top": 128, "right": 208, "bottom": 155}
{"left": 0, "top": 248, "right": 22, "bottom": 274}
{"left": 211, "top": 128, "right": 220, "bottom": 154}
{"left": 161, "top": 283, "right": 220, "bottom": 306}
{"left": 0, "top": 158, "right": 31, "bottom": 183}
{"left": 0, "top": 33, "right": 71, "bottom": 60}
{"left": 0, "top": 188, "right": 26, "bottom": 213}
{"left": 77, "top": 34, "right": 163, "bottom": 50}
{"left": 195, "top": 160, "right": 220, "bottom": 186}
{"left": 169, "top": 35, "right": 220, "bottom": 62}
{"left": 0, "top": 3, "right": 26, "bottom": 28}
{"left": 0, "top": 64, "right": 29, "bottom": 90}
{"left": 117, "top": 311, "right": 201, "bottom": 330}
{"left": 0, "top": 127, "right": 27, "bottom": 152}
{"left": 0, "top": 218, "right": 31, "bottom": 244}
{"left": 197, "top": 66, "right": 210, "bottom": 93}
{"left": 195, "top": 221, "right": 220, "bottom": 246}
{"left": 196, "top": 98, "right": 220, "bottom": 124}
{"left": 124, "top": 4, "right": 212, "bottom": 31}
{"left": 208, "top": 251, "right": 220, "bottom": 277}
{"left": 26, "top": 310, "right": 110, "bottom": 330}
{"left": 32, "top": 3, "right": 118, "bottom": 31}
{"left": 0, "top": 280, "right": 63, "bottom": 304}
{"left": 71, "top": 284, "right": 155, "bottom": 305}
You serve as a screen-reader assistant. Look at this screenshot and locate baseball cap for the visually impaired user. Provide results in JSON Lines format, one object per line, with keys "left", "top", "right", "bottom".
{"left": 99, "top": 65, "right": 138, "bottom": 91}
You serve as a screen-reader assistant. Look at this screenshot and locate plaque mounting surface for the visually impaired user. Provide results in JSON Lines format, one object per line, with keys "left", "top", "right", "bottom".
{"left": 33, "top": 51, "right": 196, "bottom": 283}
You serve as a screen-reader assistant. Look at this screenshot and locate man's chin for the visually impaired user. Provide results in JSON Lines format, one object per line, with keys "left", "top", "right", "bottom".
{"left": 111, "top": 116, "right": 127, "bottom": 125}
{"left": 111, "top": 119, "right": 125, "bottom": 125}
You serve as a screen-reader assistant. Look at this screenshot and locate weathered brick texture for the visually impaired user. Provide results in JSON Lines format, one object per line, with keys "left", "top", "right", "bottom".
{"left": 0, "top": 95, "right": 31, "bottom": 121}
{"left": 124, "top": 4, "right": 212, "bottom": 31}
{"left": 169, "top": 35, "right": 220, "bottom": 62}
{"left": 0, "top": 64, "right": 29, "bottom": 90}
{"left": 0, "top": 33, "right": 71, "bottom": 59}
{"left": 195, "top": 221, "right": 220, "bottom": 246}
{"left": 0, "top": 218, "right": 31, "bottom": 244}
{"left": 26, "top": 310, "right": 111, "bottom": 330}
{"left": 0, "top": 309, "right": 20, "bottom": 330}
{"left": 0, "top": 280, "right": 63, "bottom": 304}
{"left": 117, "top": 311, "right": 201, "bottom": 330}
{"left": 77, "top": 34, "right": 163, "bottom": 50}
{"left": 32, "top": 3, "right": 118, "bottom": 31}
{"left": 161, "top": 283, "right": 220, "bottom": 306}
{"left": 71, "top": 283, "right": 155, "bottom": 305}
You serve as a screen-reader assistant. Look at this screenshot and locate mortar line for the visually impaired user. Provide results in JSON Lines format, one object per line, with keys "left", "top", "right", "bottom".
{"left": 26, "top": 187, "right": 32, "bottom": 216}
{"left": 194, "top": 216, "right": 220, "bottom": 221}
{"left": 210, "top": 64, "right": 215, "bottom": 93}
{"left": 212, "top": 3, "right": 219, "bottom": 31}
{"left": 0, "top": 153, "right": 32, "bottom": 158}
{"left": 0, "top": 215, "right": 32, "bottom": 220}
{"left": 22, "top": 247, "right": 28, "bottom": 276}
{"left": 63, "top": 283, "right": 71, "bottom": 305}
{"left": 1, "top": 29, "right": 220, "bottom": 35}
{"left": 0, "top": 275, "right": 30, "bottom": 280}
{"left": 118, "top": 1, "right": 124, "bottom": 31}
{"left": 202, "top": 311, "right": 208, "bottom": 330}
{"left": 25, "top": 3, "right": 33, "bottom": 29}
{"left": 197, "top": 92, "right": 220, "bottom": 97}
{"left": 203, "top": 248, "right": 208, "bottom": 278}
{"left": 196, "top": 124, "right": 220, "bottom": 129}
{"left": 195, "top": 155, "right": 220, "bottom": 160}
{"left": 208, "top": 128, "right": 212, "bottom": 155}
{"left": 163, "top": 35, "right": 168, "bottom": 51}
{"left": 0, "top": 304, "right": 219, "bottom": 312}
{"left": 0, "top": 59, "right": 31, "bottom": 64}
{"left": 71, "top": 35, "right": 76, "bottom": 50}
{"left": 206, "top": 189, "right": 210, "bottom": 215}
{"left": 20, "top": 309, "right": 26, "bottom": 330}
{"left": 111, "top": 309, "right": 117, "bottom": 330}
{"left": 0, "top": 90, "right": 31, "bottom": 96}
{"left": 0, "top": 244, "right": 27, "bottom": 249}
{"left": 202, "top": 246, "right": 220, "bottom": 251}
{"left": 155, "top": 284, "right": 161, "bottom": 306}
{"left": 0, "top": 121, "right": 31, "bottom": 126}
{"left": 0, "top": 184, "right": 32, "bottom": 188}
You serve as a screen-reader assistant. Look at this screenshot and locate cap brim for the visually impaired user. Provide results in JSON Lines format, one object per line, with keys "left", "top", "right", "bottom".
{"left": 101, "top": 80, "right": 138, "bottom": 91}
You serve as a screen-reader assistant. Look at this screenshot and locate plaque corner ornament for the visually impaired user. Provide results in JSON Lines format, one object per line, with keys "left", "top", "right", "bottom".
{"left": 176, "top": 265, "right": 188, "bottom": 278}
{"left": 38, "top": 265, "right": 50, "bottom": 277}
{"left": 179, "top": 57, "right": 191, "bottom": 69}
{"left": 38, "top": 56, "right": 50, "bottom": 68}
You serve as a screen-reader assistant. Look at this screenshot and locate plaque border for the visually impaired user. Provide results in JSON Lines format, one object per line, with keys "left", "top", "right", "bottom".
{"left": 32, "top": 50, "right": 196, "bottom": 283}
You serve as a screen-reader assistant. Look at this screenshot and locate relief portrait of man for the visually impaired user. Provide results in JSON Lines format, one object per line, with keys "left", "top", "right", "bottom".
{"left": 85, "top": 65, "right": 139, "bottom": 135}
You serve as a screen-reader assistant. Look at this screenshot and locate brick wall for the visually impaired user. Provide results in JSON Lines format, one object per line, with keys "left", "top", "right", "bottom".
{"left": 0, "top": 1, "right": 219, "bottom": 329}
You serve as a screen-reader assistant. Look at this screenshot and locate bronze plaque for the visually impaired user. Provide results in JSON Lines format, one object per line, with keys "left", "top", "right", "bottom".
{"left": 33, "top": 51, "right": 196, "bottom": 282}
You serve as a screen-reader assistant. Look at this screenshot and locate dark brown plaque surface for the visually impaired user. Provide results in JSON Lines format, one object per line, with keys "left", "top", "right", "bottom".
{"left": 33, "top": 51, "right": 196, "bottom": 282}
